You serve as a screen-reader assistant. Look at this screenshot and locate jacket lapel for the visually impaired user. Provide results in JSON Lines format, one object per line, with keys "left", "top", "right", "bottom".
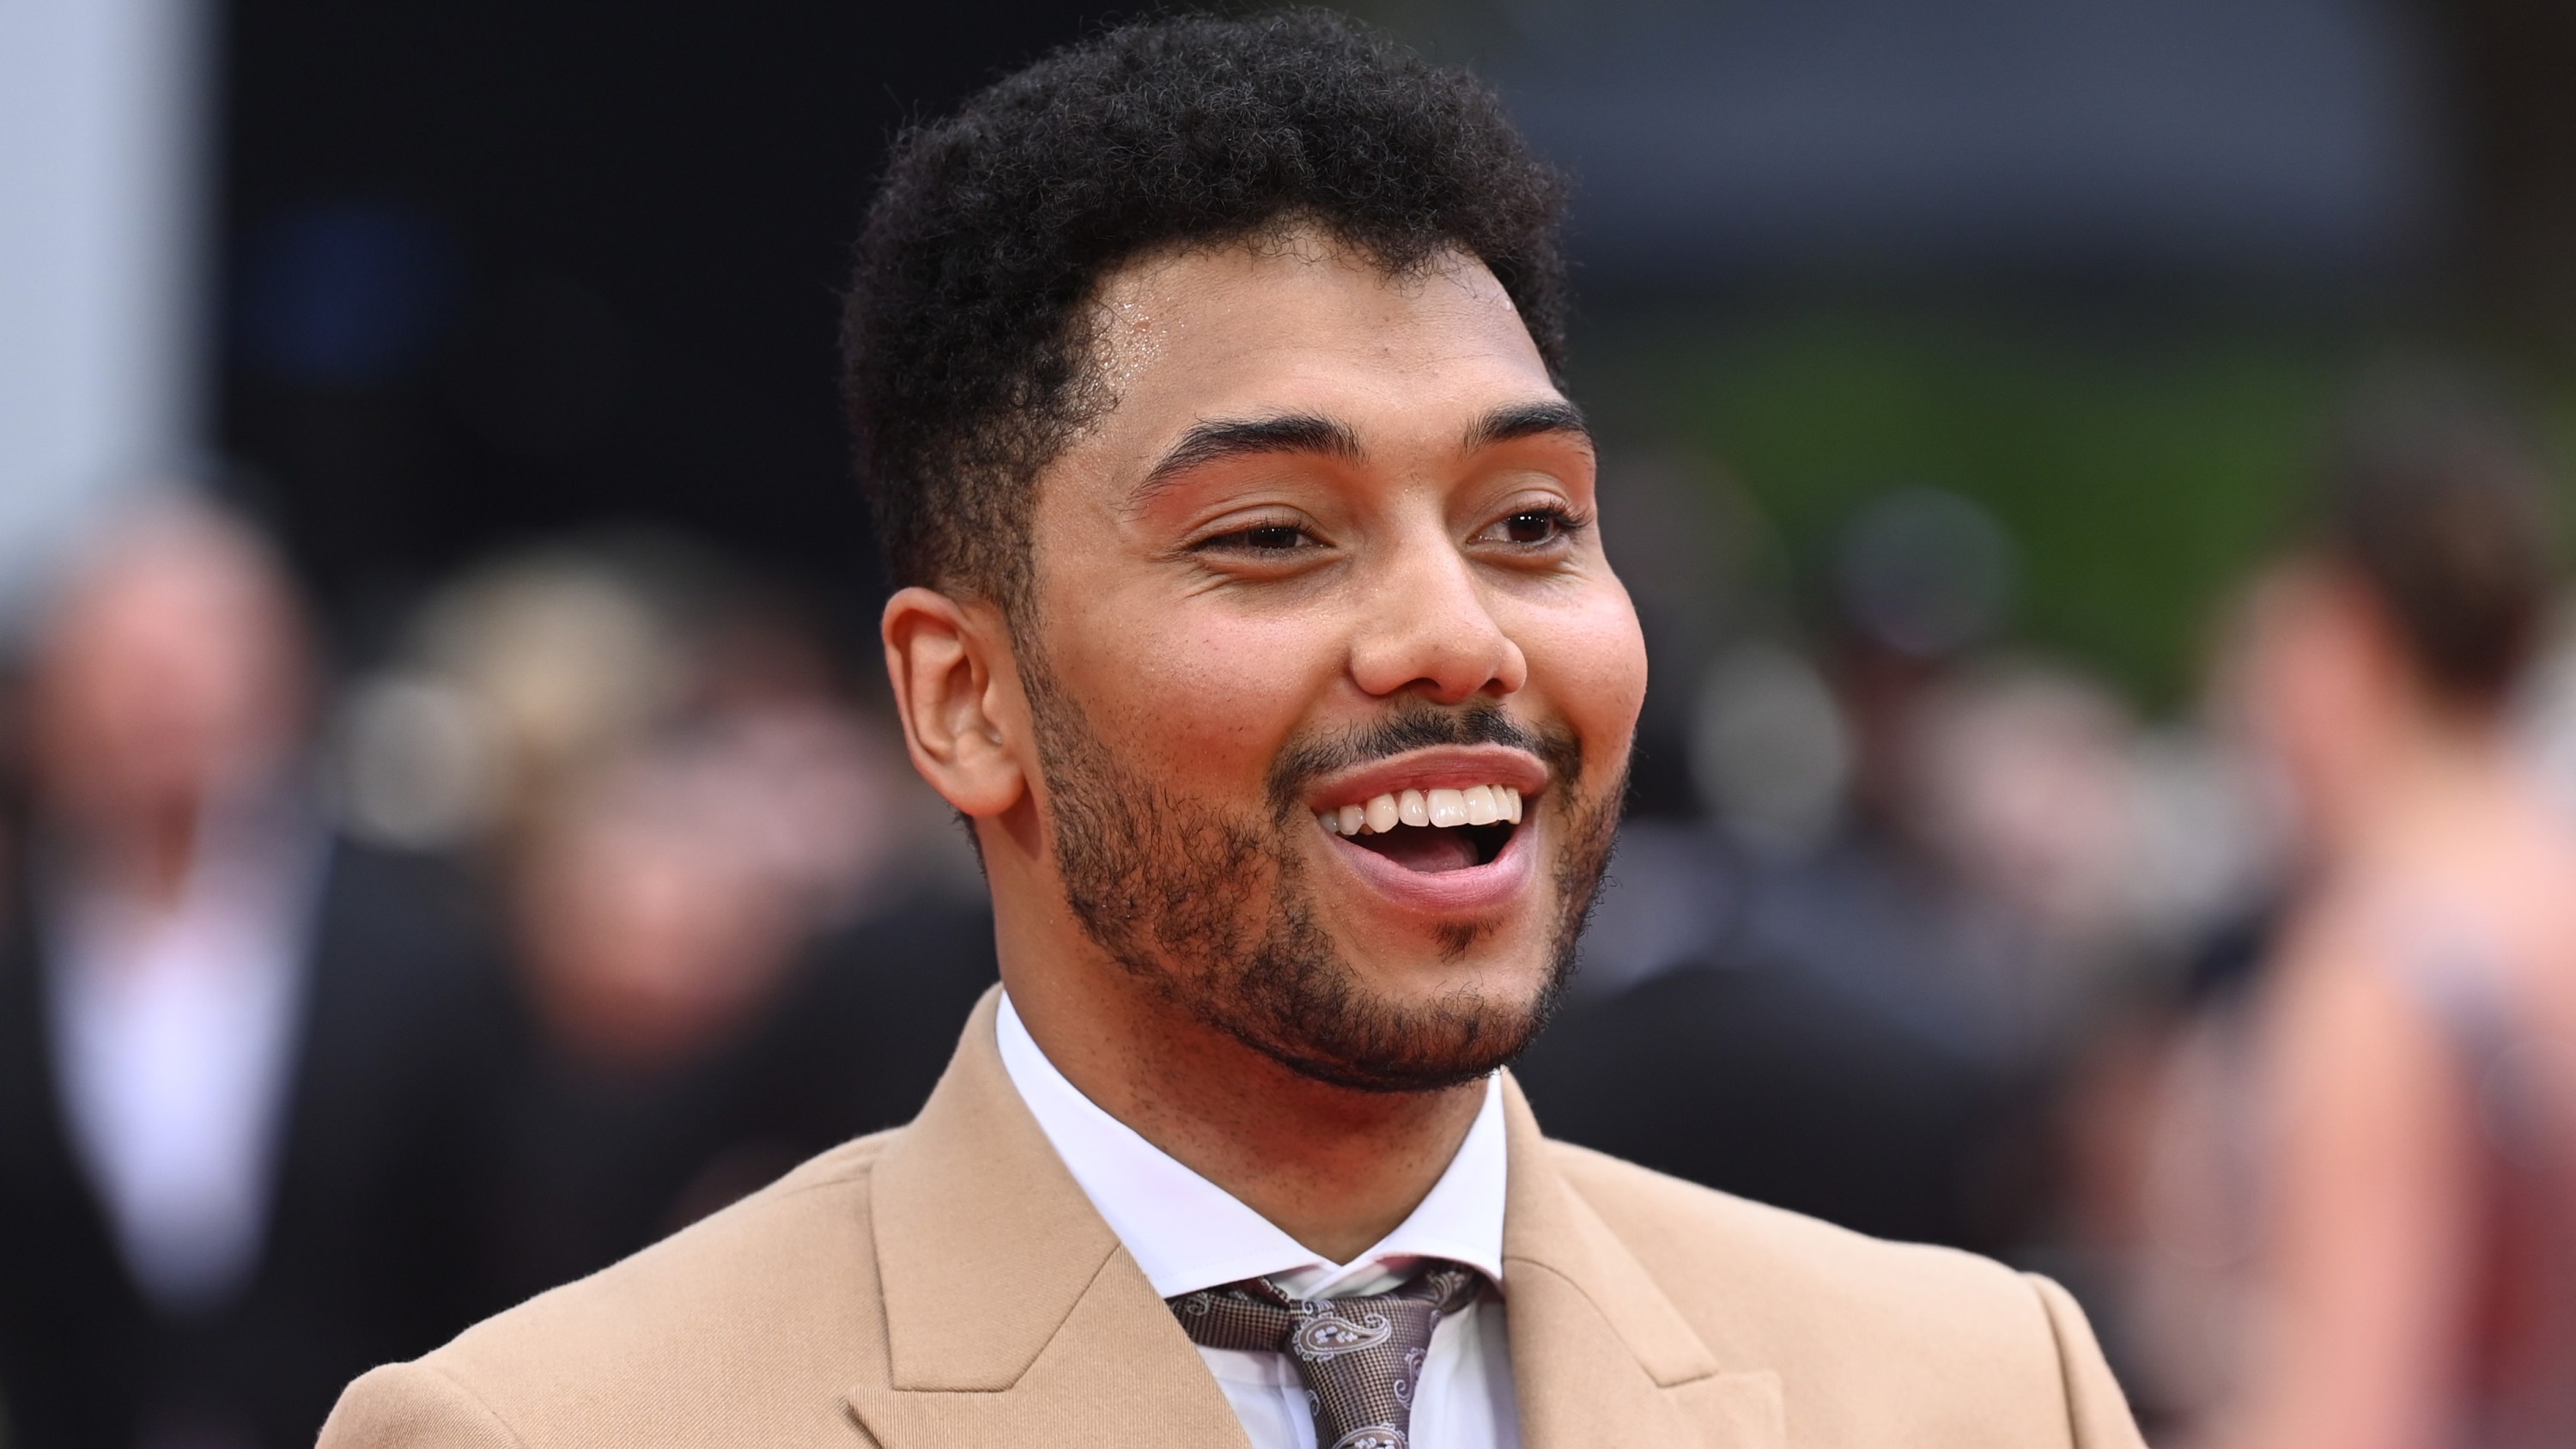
{"left": 1498, "top": 1074, "right": 1785, "bottom": 1449}
{"left": 844, "top": 989, "right": 1249, "bottom": 1449}
{"left": 845, "top": 995, "right": 1782, "bottom": 1448}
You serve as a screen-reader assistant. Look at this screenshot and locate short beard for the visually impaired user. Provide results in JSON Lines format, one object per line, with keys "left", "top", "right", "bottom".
{"left": 1024, "top": 656, "right": 1625, "bottom": 1093}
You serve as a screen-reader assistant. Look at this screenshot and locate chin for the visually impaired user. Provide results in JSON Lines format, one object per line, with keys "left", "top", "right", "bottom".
{"left": 1354, "top": 922, "right": 1555, "bottom": 999}
{"left": 1216, "top": 926, "right": 1573, "bottom": 1095}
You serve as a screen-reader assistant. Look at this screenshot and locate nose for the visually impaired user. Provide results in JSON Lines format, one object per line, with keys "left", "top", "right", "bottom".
{"left": 1346, "top": 537, "right": 1528, "bottom": 706}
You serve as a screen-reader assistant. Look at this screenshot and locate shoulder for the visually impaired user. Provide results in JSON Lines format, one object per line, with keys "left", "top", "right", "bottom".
{"left": 322, "top": 1132, "right": 899, "bottom": 1449}
{"left": 1543, "top": 1140, "right": 2143, "bottom": 1447}
{"left": 2250, "top": 887, "right": 2466, "bottom": 1142}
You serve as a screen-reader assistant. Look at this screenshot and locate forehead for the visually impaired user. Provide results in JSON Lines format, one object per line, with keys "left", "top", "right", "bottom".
{"left": 1079, "top": 231, "right": 1558, "bottom": 460}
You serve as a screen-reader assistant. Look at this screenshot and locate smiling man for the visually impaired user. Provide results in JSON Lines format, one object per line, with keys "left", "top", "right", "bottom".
{"left": 321, "top": 14, "right": 2143, "bottom": 1449}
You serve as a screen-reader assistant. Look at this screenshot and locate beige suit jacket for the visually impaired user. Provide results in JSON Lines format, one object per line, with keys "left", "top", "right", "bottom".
{"left": 321, "top": 989, "right": 2143, "bottom": 1448}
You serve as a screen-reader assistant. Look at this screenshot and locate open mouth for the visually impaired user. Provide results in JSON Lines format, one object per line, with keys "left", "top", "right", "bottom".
{"left": 1316, "top": 784, "right": 1523, "bottom": 875}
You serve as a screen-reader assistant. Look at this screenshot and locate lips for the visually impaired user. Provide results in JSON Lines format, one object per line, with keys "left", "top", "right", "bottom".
{"left": 1300, "top": 746, "right": 1547, "bottom": 909}
{"left": 1322, "top": 804, "right": 1535, "bottom": 913}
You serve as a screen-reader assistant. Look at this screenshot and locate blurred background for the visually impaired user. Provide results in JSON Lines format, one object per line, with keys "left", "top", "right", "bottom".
{"left": 7, "top": 0, "right": 2576, "bottom": 1445}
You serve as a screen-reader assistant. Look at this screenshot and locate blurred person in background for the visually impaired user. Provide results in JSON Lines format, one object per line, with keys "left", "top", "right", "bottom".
{"left": 0, "top": 497, "right": 513, "bottom": 1449}
{"left": 511, "top": 743, "right": 807, "bottom": 1069}
{"left": 2195, "top": 397, "right": 2576, "bottom": 1449}
{"left": 488, "top": 727, "right": 997, "bottom": 1299}
{"left": 342, "top": 539, "right": 993, "bottom": 1303}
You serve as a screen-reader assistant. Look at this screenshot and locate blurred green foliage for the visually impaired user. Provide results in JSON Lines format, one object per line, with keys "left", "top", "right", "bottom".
{"left": 1583, "top": 313, "right": 2348, "bottom": 709}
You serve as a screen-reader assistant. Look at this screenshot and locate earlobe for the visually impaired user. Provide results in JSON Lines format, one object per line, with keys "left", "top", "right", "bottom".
{"left": 881, "top": 587, "right": 1028, "bottom": 818}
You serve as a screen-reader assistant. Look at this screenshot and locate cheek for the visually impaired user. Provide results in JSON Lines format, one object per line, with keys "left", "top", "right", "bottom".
{"left": 1053, "top": 601, "right": 1341, "bottom": 777}
{"left": 1524, "top": 591, "right": 1649, "bottom": 768}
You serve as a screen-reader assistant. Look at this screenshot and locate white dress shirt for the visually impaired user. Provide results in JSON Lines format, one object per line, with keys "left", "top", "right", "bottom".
{"left": 43, "top": 814, "right": 319, "bottom": 1313}
{"left": 996, "top": 993, "right": 1522, "bottom": 1449}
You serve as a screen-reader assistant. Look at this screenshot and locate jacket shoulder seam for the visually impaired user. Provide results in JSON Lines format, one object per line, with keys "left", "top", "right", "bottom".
{"left": 2022, "top": 1272, "right": 2087, "bottom": 1447}
{"left": 414, "top": 1359, "right": 539, "bottom": 1449}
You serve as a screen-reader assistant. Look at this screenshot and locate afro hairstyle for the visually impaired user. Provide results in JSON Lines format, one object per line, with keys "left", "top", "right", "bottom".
{"left": 840, "top": 9, "right": 1571, "bottom": 613}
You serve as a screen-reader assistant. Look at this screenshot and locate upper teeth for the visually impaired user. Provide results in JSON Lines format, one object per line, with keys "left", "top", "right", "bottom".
{"left": 1319, "top": 784, "right": 1523, "bottom": 835}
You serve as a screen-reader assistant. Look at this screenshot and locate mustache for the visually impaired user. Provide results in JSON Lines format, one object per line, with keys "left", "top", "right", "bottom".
{"left": 1265, "top": 702, "right": 1583, "bottom": 821}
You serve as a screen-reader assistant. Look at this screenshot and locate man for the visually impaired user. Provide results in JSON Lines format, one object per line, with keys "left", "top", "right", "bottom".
{"left": 322, "top": 15, "right": 2143, "bottom": 1446}
{"left": 0, "top": 501, "right": 511, "bottom": 1448}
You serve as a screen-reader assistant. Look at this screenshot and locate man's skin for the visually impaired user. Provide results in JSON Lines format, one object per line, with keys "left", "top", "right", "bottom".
{"left": 883, "top": 225, "right": 1648, "bottom": 1263}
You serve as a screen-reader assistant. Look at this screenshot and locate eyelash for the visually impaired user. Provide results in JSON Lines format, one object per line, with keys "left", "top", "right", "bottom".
{"left": 1197, "top": 520, "right": 1316, "bottom": 554}
{"left": 1193, "top": 505, "right": 1591, "bottom": 557}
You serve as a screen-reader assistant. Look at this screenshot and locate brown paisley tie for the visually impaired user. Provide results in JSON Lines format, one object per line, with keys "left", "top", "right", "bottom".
{"left": 1167, "top": 1263, "right": 1485, "bottom": 1449}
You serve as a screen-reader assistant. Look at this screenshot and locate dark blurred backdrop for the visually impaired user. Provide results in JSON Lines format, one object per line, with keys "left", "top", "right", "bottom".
{"left": 218, "top": 0, "right": 1109, "bottom": 644}
{"left": 209, "top": 0, "right": 2576, "bottom": 694}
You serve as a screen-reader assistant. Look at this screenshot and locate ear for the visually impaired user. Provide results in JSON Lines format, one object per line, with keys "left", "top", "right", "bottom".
{"left": 881, "top": 586, "right": 1030, "bottom": 819}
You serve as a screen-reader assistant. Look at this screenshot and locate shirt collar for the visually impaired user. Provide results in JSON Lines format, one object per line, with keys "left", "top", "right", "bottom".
{"left": 994, "top": 990, "right": 1507, "bottom": 1300}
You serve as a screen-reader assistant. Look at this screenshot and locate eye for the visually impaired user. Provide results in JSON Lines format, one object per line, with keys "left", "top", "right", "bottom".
{"left": 1241, "top": 523, "right": 1308, "bottom": 551}
{"left": 1479, "top": 506, "right": 1589, "bottom": 548}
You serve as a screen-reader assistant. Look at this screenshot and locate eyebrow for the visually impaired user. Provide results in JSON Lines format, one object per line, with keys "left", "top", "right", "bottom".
{"left": 1133, "top": 413, "right": 1364, "bottom": 506}
{"left": 1128, "top": 398, "right": 1593, "bottom": 508}
{"left": 1464, "top": 399, "right": 1591, "bottom": 454}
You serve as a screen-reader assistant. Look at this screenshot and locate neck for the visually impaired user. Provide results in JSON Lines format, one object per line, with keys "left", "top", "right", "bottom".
{"left": 999, "top": 912, "right": 1485, "bottom": 1266}
{"left": 2318, "top": 705, "right": 2528, "bottom": 872}
{"left": 54, "top": 800, "right": 206, "bottom": 914}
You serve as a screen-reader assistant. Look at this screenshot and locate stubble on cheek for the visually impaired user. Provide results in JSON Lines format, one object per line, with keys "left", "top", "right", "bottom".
{"left": 1025, "top": 648, "right": 1628, "bottom": 1092}
{"left": 1546, "top": 761, "right": 1625, "bottom": 983}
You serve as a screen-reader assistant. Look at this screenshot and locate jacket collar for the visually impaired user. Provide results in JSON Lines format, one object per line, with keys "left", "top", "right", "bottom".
{"left": 846, "top": 988, "right": 1780, "bottom": 1448}
{"left": 848, "top": 989, "right": 1248, "bottom": 1446}
{"left": 1498, "top": 1071, "right": 1785, "bottom": 1446}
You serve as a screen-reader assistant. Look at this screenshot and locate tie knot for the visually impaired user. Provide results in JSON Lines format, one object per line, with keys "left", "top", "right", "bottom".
{"left": 1169, "top": 1263, "right": 1485, "bottom": 1449}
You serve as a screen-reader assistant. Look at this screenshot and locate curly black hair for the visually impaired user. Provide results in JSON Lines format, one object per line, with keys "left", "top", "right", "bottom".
{"left": 840, "top": 9, "right": 1571, "bottom": 612}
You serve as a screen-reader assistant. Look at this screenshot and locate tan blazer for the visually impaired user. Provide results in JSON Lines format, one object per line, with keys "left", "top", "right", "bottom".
{"left": 321, "top": 989, "right": 2142, "bottom": 1447}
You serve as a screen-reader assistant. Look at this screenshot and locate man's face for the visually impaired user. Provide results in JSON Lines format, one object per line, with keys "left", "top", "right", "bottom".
{"left": 31, "top": 516, "right": 308, "bottom": 829}
{"left": 1012, "top": 228, "right": 1648, "bottom": 1092}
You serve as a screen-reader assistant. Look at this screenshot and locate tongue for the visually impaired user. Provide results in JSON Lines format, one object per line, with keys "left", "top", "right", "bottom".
{"left": 1352, "top": 825, "right": 1481, "bottom": 874}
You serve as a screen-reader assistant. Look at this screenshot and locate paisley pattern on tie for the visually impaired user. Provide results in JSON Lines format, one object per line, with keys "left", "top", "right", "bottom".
{"left": 1169, "top": 1263, "right": 1484, "bottom": 1449}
